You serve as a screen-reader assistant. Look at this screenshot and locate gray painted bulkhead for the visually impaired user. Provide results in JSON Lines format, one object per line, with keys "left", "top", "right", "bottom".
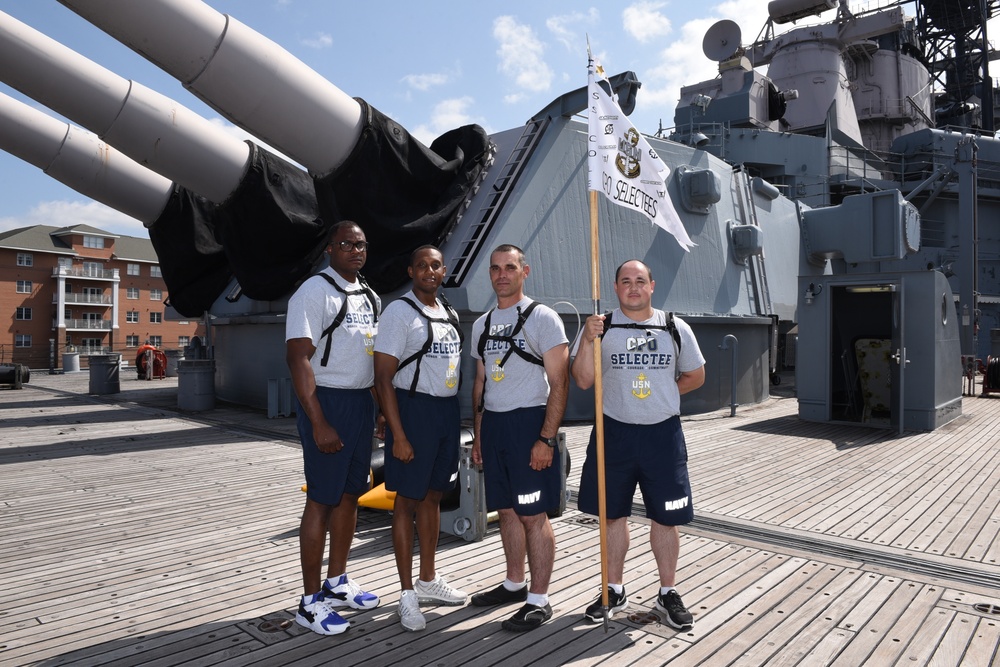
{"left": 207, "top": 114, "right": 819, "bottom": 420}
{"left": 796, "top": 270, "right": 962, "bottom": 431}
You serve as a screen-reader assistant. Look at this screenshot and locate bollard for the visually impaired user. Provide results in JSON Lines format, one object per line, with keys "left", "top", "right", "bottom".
{"left": 719, "top": 334, "right": 739, "bottom": 417}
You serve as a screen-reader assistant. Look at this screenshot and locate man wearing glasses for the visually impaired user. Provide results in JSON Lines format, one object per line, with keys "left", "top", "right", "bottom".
{"left": 286, "top": 220, "right": 382, "bottom": 635}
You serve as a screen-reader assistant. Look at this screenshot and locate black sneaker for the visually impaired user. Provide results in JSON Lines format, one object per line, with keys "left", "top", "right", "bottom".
{"left": 501, "top": 602, "right": 552, "bottom": 631}
{"left": 655, "top": 590, "right": 694, "bottom": 629}
{"left": 584, "top": 586, "right": 628, "bottom": 623}
{"left": 470, "top": 583, "right": 528, "bottom": 607}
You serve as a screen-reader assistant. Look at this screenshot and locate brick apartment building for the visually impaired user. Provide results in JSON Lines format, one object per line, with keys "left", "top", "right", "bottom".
{"left": 1, "top": 224, "right": 204, "bottom": 369}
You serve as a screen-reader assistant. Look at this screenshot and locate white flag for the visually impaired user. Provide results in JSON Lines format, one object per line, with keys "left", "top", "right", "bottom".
{"left": 587, "top": 55, "right": 695, "bottom": 251}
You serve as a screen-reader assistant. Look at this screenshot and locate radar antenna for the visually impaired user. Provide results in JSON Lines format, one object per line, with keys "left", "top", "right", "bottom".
{"left": 702, "top": 20, "right": 743, "bottom": 62}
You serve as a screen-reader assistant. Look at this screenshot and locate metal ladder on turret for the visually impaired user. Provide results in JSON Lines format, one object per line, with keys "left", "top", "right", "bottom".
{"left": 444, "top": 118, "right": 550, "bottom": 287}
{"left": 734, "top": 166, "right": 773, "bottom": 317}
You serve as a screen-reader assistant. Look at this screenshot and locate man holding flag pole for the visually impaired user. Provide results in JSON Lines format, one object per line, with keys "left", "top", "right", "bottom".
{"left": 573, "top": 47, "right": 704, "bottom": 629}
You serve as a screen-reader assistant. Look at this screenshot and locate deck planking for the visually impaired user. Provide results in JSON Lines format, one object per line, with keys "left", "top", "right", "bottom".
{"left": 1, "top": 372, "right": 999, "bottom": 665}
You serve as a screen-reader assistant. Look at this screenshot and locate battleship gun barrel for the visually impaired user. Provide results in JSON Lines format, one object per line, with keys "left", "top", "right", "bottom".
{"left": 0, "top": 91, "right": 173, "bottom": 224}
{"left": 0, "top": 9, "right": 249, "bottom": 204}
{"left": 58, "top": 0, "right": 363, "bottom": 176}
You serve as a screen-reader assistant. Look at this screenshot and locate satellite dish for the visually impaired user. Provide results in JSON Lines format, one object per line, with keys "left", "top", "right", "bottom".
{"left": 702, "top": 20, "right": 743, "bottom": 62}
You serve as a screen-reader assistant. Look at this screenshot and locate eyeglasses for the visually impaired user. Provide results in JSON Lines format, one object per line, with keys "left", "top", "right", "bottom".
{"left": 335, "top": 240, "right": 368, "bottom": 252}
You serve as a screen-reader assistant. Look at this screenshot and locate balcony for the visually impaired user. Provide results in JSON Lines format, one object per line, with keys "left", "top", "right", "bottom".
{"left": 76, "top": 345, "right": 114, "bottom": 356}
{"left": 63, "top": 319, "right": 113, "bottom": 331}
{"left": 57, "top": 293, "right": 113, "bottom": 305}
{"left": 53, "top": 266, "right": 119, "bottom": 280}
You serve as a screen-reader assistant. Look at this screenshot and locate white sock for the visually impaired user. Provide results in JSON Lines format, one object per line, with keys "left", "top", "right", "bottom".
{"left": 527, "top": 592, "right": 548, "bottom": 607}
{"left": 660, "top": 586, "right": 676, "bottom": 596}
{"left": 609, "top": 583, "right": 624, "bottom": 595}
{"left": 503, "top": 578, "right": 526, "bottom": 591}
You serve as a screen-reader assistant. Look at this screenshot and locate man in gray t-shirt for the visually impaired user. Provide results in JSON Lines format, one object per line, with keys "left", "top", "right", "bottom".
{"left": 469, "top": 244, "right": 569, "bottom": 632}
{"left": 571, "top": 259, "right": 705, "bottom": 630}
{"left": 285, "top": 221, "right": 382, "bottom": 636}
{"left": 373, "top": 245, "right": 468, "bottom": 632}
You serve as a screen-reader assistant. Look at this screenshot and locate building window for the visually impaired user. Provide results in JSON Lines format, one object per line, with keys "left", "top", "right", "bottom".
{"left": 126, "top": 263, "right": 140, "bottom": 276}
{"left": 16, "top": 252, "right": 33, "bottom": 267}
{"left": 16, "top": 280, "right": 32, "bottom": 294}
{"left": 149, "top": 335, "right": 162, "bottom": 347}
{"left": 82, "top": 261, "right": 103, "bottom": 276}
{"left": 150, "top": 288, "right": 163, "bottom": 301}
{"left": 126, "top": 287, "right": 139, "bottom": 299}
{"left": 58, "top": 257, "right": 73, "bottom": 269}
{"left": 126, "top": 335, "right": 139, "bottom": 348}
{"left": 83, "top": 235, "right": 104, "bottom": 249}
{"left": 150, "top": 265, "right": 162, "bottom": 278}
{"left": 64, "top": 307, "right": 72, "bottom": 319}
{"left": 178, "top": 336, "right": 190, "bottom": 348}
{"left": 15, "top": 334, "right": 31, "bottom": 348}
{"left": 126, "top": 311, "right": 139, "bottom": 323}
{"left": 15, "top": 307, "right": 32, "bottom": 320}
{"left": 150, "top": 312, "right": 162, "bottom": 324}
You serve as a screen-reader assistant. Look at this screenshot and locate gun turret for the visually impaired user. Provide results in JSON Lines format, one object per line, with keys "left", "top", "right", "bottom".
{"left": 0, "top": 91, "right": 172, "bottom": 225}
{"left": 56, "top": 0, "right": 493, "bottom": 294}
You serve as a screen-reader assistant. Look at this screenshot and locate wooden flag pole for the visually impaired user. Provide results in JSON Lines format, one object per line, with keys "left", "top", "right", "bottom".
{"left": 589, "top": 189, "right": 610, "bottom": 632}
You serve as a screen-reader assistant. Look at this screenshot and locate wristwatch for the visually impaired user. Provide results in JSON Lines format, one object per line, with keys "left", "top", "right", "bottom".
{"left": 538, "top": 435, "right": 556, "bottom": 447}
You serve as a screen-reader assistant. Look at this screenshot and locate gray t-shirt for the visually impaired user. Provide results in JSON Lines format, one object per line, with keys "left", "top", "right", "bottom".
{"left": 471, "top": 297, "right": 568, "bottom": 411}
{"left": 373, "top": 291, "right": 462, "bottom": 397}
{"left": 574, "top": 308, "right": 705, "bottom": 424}
{"left": 285, "top": 267, "right": 381, "bottom": 389}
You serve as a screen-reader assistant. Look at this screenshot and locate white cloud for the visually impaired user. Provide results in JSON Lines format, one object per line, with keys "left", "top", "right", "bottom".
{"left": 493, "top": 16, "right": 553, "bottom": 94}
{"left": 635, "top": 1, "right": 770, "bottom": 129}
{"left": 622, "top": 1, "right": 673, "bottom": 44}
{"left": 300, "top": 32, "right": 333, "bottom": 49}
{"left": 402, "top": 71, "right": 451, "bottom": 92}
{"left": 0, "top": 200, "right": 149, "bottom": 238}
{"left": 546, "top": 9, "right": 600, "bottom": 52}
{"left": 410, "top": 97, "right": 482, "bottom": 144}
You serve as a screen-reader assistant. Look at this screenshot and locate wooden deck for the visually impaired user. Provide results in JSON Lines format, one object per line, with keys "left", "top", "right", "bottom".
{"left": 2, "top": 371, "right": 1000, "bottom": 666}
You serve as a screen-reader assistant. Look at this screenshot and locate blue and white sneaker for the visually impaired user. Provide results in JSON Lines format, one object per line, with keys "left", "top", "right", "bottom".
{"left": 295, "top": 593, "right": 349, "bottom": 635}
{"left": 322, "top": 574, "right": 380, "bottom": 610}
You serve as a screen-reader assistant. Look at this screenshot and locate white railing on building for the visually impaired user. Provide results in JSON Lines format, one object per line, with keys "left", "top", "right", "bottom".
{"left": 57, "top": 294, "right": 113, "bottom": 305}
{"left": 52, "top": 266, "right": 120, "bottom": 280}
{"left": 77, "top": 345, "right": 113, "bottom": 356}
{"left": 63, "top": 319, "right": 113, "bottom": 330}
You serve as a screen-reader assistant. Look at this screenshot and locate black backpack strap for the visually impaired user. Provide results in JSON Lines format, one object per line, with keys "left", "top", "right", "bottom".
{"left": 476, "top": 308, "right": 495, "bottom": 413}
{"left": 395, "top": 296, "right": 464, "bottom": 397}
{"left": 496, "top": 302, "right": 543, "bottom": 368}
{"left": 355, "top": 274, "right": 380, "bottom": 327}
{"left": 315, "top": 273, "right": 378, "bottom": 367}
{"left": 438, "top": 293, "right": 465, "bottom": 347}
{"left": 603, "top": 310, "right": 683, "bottom": 380}
{"left": 477, "top": 302, "right": 544, "bottom": 412}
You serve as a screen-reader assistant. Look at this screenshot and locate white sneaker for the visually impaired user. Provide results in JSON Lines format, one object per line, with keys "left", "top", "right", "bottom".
{"left": 399, "top": 590, "right": 426, "bottom": 631}
{"left": 322, "top": 574, "right": 380, "bottom": 609}
{"left": 295, "top": 595, "right": 349, "bottom": 635}
{"left": 414, "top": 575, "right": 469, "bottom": 606}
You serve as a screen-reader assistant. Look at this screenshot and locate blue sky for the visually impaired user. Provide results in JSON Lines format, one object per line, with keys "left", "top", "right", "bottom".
{"left": 0, "top": 0, "right": 944, "bottom": 238}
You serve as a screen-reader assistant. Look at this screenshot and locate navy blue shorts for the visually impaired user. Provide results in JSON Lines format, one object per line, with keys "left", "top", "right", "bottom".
{"left": 384, "top": 389, "right": 460, "bottom": 500}
{"left": 295, "top": 387, "right": 375, "bottom": 506}
{"left": 578, "top": 415, "right": 693, "bottom": 526}
{"left": 481, "top": 406, "right": 561, "bottom": 516}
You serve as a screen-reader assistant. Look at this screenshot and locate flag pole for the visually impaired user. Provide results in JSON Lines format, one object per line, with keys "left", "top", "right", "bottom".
{"left": 589, "top": 187, "right": 611, "bottom": 632}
